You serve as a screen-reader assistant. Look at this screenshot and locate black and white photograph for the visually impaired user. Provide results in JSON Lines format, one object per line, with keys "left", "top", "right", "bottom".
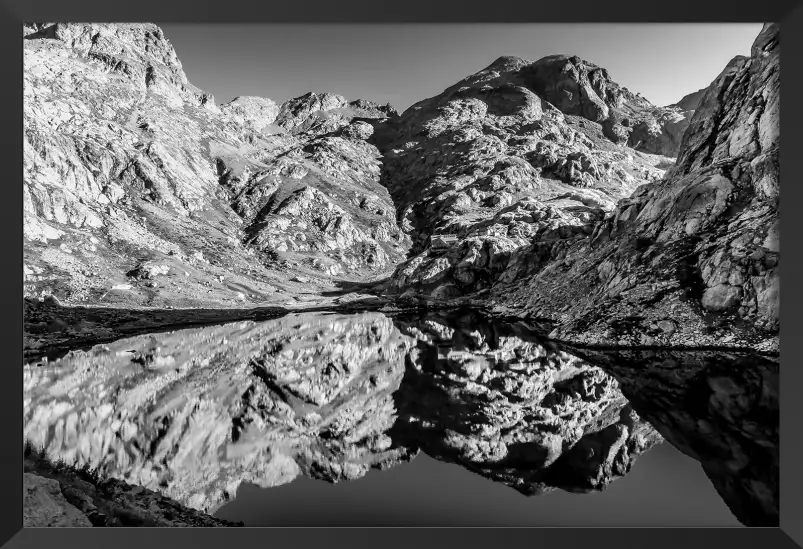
{"left": 21, "top": 20, "right": 779, "bottom": 529}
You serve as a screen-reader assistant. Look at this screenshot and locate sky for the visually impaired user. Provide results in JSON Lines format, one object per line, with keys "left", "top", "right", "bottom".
{"left": 159, "top": 23, "right": 763, "bottom": 113}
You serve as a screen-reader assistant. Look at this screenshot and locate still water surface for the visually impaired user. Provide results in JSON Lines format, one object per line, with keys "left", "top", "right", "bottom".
{"left": 24, "top": 307, "right": 776, "bottom": 527}
{"left": 216, "top": 442, "right": 741, "bottom": 527}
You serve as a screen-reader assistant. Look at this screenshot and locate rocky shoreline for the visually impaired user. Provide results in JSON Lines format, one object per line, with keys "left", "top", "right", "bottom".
{"left": 24, "top": 442, "right": 242, "bottom": 527}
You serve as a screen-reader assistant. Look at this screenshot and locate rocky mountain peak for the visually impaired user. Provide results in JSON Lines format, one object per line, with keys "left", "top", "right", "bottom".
{"left": 219, "top": 96, "right": 280, "bottom": 132}
{"left": 670, "top": 88, "right": 707, "bottom": 112}
{"left": 274, "top": 92, "right": 398, "bottom": 134}
{"left": 672, "top": 27, "right": 776, "bottom": 182}
{"left": 23, "top": 21, "right": 778, "bottom": 349}
{"left": 397, "top": 50, "right": 692, "bottom": 159}
{"left": 480, "top": 55, "right": 534, "bottom": 74}
{"left": 24, "top": 22, "right": 214, "bottom": 109}
{"left": 516, "top": 54, "right": 649, "bottom": 121}
{"left": 23, "top": 22, "right": 409, "bottom": 309}
{"left": 488, "top": 23, "right": 779, "bottom": 352}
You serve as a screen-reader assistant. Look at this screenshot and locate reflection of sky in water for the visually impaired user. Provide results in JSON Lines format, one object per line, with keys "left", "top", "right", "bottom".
{"left": 215, "top": 442, "right": 740, "bottom": 527}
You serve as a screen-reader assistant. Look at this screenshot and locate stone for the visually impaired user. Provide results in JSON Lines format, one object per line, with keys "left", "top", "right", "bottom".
{"left": 47, "top": 319, "right": 69, "bottom": 332}
{"left": 657, "top": 320, "right": 677, "bottom": 336}
{"left": 219, "top": 96, "right": 279, "bottom": 132}
{"left": 23, "top": 473, "right": 92, "bottom": 527}
{"left": 43, "top": 294, "right": 62, "bottom": 307}
{"left": 701, "top": 284, "right": 742, "bottom": 313}
{"left": 61, "top": 485, "right": 98, "bottom": 513}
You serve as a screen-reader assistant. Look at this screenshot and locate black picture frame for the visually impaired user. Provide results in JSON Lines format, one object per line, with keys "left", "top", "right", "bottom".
{"left": 3, "top": 0, "right": 801, "bottom": 547}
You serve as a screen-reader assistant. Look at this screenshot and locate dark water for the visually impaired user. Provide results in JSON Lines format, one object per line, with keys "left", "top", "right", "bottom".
{"left": 215, "top": 444, "right": 739, "bottom": 527}
{"left": 25, "top": 307, "right": 777, "bottom": 527}
{"left": 214, "top": 308, "right": 778, "bottom": 527}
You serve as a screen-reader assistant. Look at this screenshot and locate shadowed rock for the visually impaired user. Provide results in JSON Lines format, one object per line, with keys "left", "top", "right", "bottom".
{"left": 374, "top": 49, "right": 679, "bottom": 301}
{"left": 388, "top": 309, "right": 663, "bottom": 495}
{"left": 554, "top": 344, "right": 779, "bottom": 527}
{"left": 24, "top": 473, "right": 93, "bottom": 527}
{"left": 490, "top": 24, "right": 779, "bottom": 352}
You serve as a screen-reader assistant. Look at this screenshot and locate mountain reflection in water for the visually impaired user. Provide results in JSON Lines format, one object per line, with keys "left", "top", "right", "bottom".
{"left": 22, "top": 308, "right": 778, "bottom": 527}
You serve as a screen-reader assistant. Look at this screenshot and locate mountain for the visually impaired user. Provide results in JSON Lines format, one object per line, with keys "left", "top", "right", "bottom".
{"left": 23, "top": 23, "right": 408, "bottom": 312}
{"left": 23, "top": 22, "right": 779, "bottom": 351}
{"left": 373, "top": 52, "right": 692, "bottom": 300}
{"left": 488, "top": 25, "right": 779, "bottom": 351}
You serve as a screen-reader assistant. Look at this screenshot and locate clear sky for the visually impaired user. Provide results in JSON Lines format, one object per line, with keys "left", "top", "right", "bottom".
{"left": 159, "top": 23, "right": 764, "bottom": 113}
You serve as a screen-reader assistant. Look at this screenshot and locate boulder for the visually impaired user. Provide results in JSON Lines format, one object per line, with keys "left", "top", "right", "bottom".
{"left": 23, "top": 473, "right": 92, "bottom": 527}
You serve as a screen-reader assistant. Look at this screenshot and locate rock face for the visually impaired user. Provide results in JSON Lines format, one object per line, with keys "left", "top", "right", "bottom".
{"left": 23, "top": 23, "right": 409, "bottom": 309}
{"left": 24, "top": 473, "right": 93, "bottom": 527}
{"left": 375, "top": 54, "right": 677, "bottom": 300}
{"left": 24, "top": 446, "right": 243, "bottom": 527}
{"left": 671, "top": 88, "right": 707, "bottom": 112}
{"left": 626, "top": 109, "right": 694, "bottom": 157}
{"left": 556, "top": 345, "right": 778, "bottom": 527}
{"left": 24, "top": 312, "right": 418, "bottom": 514}
{"left": 489, "top": 24, "right": 779, "bottom": 351}
{"left": 523, "top": 54, "right": 695, "bottom": 157}
{"left": 219, "top": 96, "right": 280, "bottom": 132}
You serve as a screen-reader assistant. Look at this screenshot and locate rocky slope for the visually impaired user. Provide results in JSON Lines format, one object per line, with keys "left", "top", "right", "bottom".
{"left": 373, "top": 51, "right": 691, "bottom": 301}
{"left": 488, "top": 24, "right": 779, "bottom": 351}
{"left": 23, "top": 23, "right": 408, "bottom": 311}
{"left": 24, "top": 472, "right": 93, "bottom": 527}
{"left": 24, "top": 444, "right": 242, "bottom": 527}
